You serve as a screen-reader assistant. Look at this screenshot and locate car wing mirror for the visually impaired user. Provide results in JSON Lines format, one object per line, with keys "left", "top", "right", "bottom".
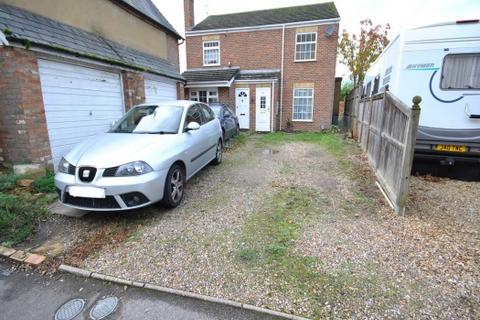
{"left": 110, "top": 120, "right": 117, "bottom": 129}
{"left": 186, "top": 122, "right": 200, "bottom": 131}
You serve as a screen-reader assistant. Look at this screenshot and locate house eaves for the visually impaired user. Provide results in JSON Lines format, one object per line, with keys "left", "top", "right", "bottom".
{"left": 185, "top": 18, "right": 340, "bottom": 37}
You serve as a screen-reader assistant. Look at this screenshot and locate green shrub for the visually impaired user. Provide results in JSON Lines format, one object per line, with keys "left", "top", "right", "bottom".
{"left": 0, "top": 193, "right": 49, "bottom": 244}
{"left": 32, "top": 170, "right": 55, "bottom": 193}
{"left": 0, "top": 172, "right": 21, "bottom": 192}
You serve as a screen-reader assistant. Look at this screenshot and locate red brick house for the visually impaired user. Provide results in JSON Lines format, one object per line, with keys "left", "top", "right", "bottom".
{"left": 183, "top": 0, "right": 340, "bottom": 132}
{"left": 0, "top": 0, "right": 183, "bottom": 167}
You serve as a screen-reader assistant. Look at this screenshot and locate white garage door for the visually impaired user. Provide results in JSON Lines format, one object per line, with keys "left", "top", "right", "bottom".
{"left": 144, "top": 77, "right": 177, "bottom": 103}
{"left": 38, "top": 59, "right": 124, "bottom": 167}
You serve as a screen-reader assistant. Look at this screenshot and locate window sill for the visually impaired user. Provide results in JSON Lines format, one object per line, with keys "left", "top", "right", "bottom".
{"left": 294, "top": 59, "right": 317, "bottom": 63}
{"left": 292, "top": 119, "right": 313, "bottom": 123}
{"left": 203, "top": 64, "right": 221, "bottom": 67}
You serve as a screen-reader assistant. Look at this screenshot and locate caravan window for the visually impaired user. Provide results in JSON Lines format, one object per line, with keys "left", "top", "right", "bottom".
{"left": 441, "top": 54, "right": 480, "bottom": 90}
{"left": 383, "top": 66, "right": 392, "bottom": 86}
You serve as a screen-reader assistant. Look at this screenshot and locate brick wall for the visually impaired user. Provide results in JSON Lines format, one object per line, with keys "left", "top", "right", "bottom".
{"left": 186, "top": 29, "right": 282, "bottom": 70}
{"left": 185, "top": 23, "right": 339, "bottom": 132}
{"left": 0, "top": 47, "right": 51, "bottom": 165}
{"left": 177, "top": 82, "right": 186, "bottom": 100}
{"left": 122, "top": 71, "right": 145, "bottom": 110}
{"left": 218, "top": 87, "right": 231, "bottom": 105}
{"left": 166, "top": 35, "right": 180, "bottom": 67}
{"left": 281, "top": 25, "right": 338, "bottom": 131}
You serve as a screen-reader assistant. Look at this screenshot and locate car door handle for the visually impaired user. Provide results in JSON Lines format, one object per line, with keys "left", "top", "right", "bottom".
{"left": 240, "top": 113, "right": 245, "bottom": 116}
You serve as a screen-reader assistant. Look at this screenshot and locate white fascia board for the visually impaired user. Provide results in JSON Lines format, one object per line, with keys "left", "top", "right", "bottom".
{"left": 185, "top": 75, "right": 237, "bottom": 88}
{"left": 0, "top": 31, "right": 9, "bottom": 46}
{"left": 234, "top": 79, "right": 278, "bottom": 83}
{"left": 186, "top": 18, "right": 340, "bottom": 37}
{"left": 185, "top": 81, "right": 230, "bottom": 88}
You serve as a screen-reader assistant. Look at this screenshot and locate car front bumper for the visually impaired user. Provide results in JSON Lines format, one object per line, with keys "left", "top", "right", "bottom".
{"left": 55, "top": 169, "right": 169, "bottom": 211}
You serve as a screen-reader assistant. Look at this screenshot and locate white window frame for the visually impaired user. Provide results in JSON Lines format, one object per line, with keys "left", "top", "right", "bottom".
{"left": 441, "top": 53, "right": 480, "bottom": 90}
{"left": 189, "top": 88, "right": 218, "bottom": 103}
{"left": 292, "top": 87, "right": 314, "bottom": 122}
{"left": 294, "top": 32, "right": 317, "bottom": 62}
{"left": 203, "top": 40, "right": 220, "bottom": 66}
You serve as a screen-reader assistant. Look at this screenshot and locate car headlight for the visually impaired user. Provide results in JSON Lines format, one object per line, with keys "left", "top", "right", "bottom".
{"left": 58, "top": 157, "right": 74, "bottom": 175}
{"left": 114, "top": 161, "right": 153, "bottom": 177}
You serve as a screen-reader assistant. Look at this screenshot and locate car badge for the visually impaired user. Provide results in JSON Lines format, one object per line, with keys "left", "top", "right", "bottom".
{"left": 83, "top": 170, "right": 90, "bottom": 178}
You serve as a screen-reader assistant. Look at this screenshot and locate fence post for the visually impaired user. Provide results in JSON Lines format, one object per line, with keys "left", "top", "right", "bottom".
{"left": 365, "top": 94, "right": 377, "bottom": 153}
{"left": 397, "top": 96, "right": 422, "bottom": 214}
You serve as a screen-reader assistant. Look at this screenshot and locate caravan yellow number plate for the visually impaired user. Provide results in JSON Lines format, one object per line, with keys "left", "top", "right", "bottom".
{"left": 433, "top": 144, "right": 467, "bottom": 152}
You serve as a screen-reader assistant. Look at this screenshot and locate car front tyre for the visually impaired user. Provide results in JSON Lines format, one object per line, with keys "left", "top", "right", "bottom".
{"left": 162, "top": 164, "right": 185, "bottom": 208}
{"left": 212, "top": 139, "right": 223, "bottom": 165}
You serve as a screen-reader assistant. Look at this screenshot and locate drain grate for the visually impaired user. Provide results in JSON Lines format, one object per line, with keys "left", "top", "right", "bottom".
{"left": 55, "top": 298, "right": 86, "bottom": 320}
{"left": 89, "top": 296, "right": 118, "bottom": 320}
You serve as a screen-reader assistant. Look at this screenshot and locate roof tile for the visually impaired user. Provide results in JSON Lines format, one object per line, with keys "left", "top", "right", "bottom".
{"left": 182, "top": 68, "right": 240, "bottom": 82}
{"left": 119, "top": 0, "right": 181, "bottom": 39}
{"left": 0, "top": 4, "right": 182, "bottom": 80}
{"left": 192, "top": 2, "right": 339, "bottom": 31}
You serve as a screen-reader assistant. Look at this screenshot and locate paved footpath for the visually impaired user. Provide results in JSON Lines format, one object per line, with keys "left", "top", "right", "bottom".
{"left": 0, "top": 261, "right": 281, "bottom": 320}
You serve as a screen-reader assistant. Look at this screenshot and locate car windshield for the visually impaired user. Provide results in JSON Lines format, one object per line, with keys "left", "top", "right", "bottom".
{"left": 210, "top": 105, "right": 222, "bottom": 117}
{"left": 110, "top": 105, "right": 183, "bottom": 134}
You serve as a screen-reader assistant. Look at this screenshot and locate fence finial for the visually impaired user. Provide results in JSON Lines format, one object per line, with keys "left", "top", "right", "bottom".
{"left": 412, "top": 96, "right": 422, "bottom": 110}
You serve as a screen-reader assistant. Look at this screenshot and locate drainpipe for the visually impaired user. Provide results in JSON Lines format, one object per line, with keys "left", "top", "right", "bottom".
{"left": 271, "top": 79, "right": 275, "bottom": 131}
{"left": 279, "top": 24, "right": 285, "bottom": 131}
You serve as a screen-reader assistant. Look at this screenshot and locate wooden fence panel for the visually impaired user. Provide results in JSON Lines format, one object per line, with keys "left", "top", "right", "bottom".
{"left": 345, "top": 89, "right": 421, "bottom": 214}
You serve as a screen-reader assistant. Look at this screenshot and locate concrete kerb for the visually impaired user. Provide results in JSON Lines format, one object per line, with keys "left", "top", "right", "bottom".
{"left": 58, "top": 264, "right": 310, "bottom": 320}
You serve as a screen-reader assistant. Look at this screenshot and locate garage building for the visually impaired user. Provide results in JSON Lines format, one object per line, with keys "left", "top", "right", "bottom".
{"left": 0, "top": 1, "right": 184, "bottom": 168}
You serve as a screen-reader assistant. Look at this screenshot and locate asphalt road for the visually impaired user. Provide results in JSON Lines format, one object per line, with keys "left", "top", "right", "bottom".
{"left": 0, "top": 261, "right": 281, "bottom": 320}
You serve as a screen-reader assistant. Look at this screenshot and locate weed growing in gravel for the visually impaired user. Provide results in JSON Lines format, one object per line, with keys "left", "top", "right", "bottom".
{"left": 32, "top": 170, "right": 55, "bottom": 193}
{"left": 225, "top": 132, "right": 250, "bottom": 152}
{"left": 237, "top": 187, "right": 319, "bottom": 263}
{"left": 256, "top": 132, "right": 347, "bottom": 158}
{"left": 236, "top": 186, "right": 403, "bottom": 318}
{"left": 0, "top": 193, "right": 54, "bottom": 245}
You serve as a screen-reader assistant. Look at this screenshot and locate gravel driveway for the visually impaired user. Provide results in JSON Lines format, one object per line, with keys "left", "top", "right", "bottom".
{"left": 38, "top": 133, "right": 479, "bottom": 319}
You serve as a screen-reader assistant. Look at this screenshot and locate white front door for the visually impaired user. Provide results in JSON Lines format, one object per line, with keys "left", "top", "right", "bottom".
{"left": 255, "top": 87, "right": 271, "bottom": 132}
{"left": 235, "top": 88, "right": 250, "bottom": 129}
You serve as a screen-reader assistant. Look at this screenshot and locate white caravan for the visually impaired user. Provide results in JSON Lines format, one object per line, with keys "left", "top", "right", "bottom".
{"left": 363, "top": 20, "right": 480, "bottom": 166}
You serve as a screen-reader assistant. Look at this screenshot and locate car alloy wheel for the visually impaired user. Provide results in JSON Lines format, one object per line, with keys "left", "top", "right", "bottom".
{"left": 170, "top": 168, "right": 184, "bottom": 202}
{"left": 212, "top": 140, "right": 223, "bottom": 165}
{"left": 163, "top": 164, "right": 185, "bottom": 208}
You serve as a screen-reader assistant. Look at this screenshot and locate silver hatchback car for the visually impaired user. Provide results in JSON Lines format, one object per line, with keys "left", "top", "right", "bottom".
{"left": 54, "top": 101, "right": 223, "bottom": 211}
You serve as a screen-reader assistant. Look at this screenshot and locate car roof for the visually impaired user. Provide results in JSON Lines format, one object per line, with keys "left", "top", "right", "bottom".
{"left": 135, "top": 100, "right": 203, "bottom": 108}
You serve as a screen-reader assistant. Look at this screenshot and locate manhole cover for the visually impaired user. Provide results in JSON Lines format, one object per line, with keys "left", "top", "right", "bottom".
{"left": 55, "top": 298, "right": 86, "bottom": 320}
{"left": 89, "top": 296, "right": 118, "bottom": 320}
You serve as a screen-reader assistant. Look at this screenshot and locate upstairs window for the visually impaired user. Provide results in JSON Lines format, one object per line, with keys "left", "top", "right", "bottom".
{"left": 295, "top": 32, "right": 317, "bottom": 61}
{"left": 203, "top": 41, "right": 220, "bottom": 66}
{"left": 441, "top": 54, "right": 480, "bottom": 89}
{"left": 293, "top": 88, "right": 314, "bottom": 121}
